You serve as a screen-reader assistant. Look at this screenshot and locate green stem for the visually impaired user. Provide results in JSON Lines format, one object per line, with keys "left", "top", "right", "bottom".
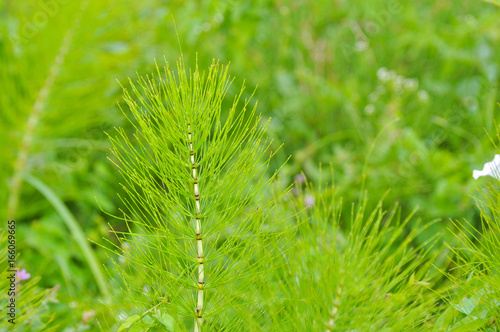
{"left": 188, "top": 123, "right": 205, "bottom": 332}
{"left": 326, "top": 277, "right": 343, "bottom": 332}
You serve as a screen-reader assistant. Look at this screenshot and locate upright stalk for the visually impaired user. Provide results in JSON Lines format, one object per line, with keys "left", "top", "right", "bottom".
{"left": 326, "top": 279, "right": 343, "bottom": 332}
{"left": 188, "top": 123, "right": 204, "bottom": 331}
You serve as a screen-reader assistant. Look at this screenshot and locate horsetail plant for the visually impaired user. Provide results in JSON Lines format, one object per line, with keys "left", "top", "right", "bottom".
{"left": 101, "top": 57, "right": 290, "bottom": 331}
{"left": 260, "top": 169, "right": 445, "bottom": 331}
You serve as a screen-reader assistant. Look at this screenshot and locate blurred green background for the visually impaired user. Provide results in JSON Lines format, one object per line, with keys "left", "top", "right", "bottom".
{"left": 1, "top": 0, "right": 499, "bottom": 329}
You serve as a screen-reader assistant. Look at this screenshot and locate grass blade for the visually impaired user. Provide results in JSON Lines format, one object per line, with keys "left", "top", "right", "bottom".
{"left": 23, "top": 173, "right": 111, "bottom": 302}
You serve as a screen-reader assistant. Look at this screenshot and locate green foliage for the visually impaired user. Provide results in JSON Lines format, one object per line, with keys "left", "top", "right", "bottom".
{"left": 0, "top": 229, "right": 57, "bottom": 331}
{"left": 437, "top": 180, "right": 500, "bottom": 329}
{"left": 102, "top": 58, "right": 290, "bottom": 331}
{"left": 1, "top": 0, "right": 169, "bottom": 326}
{"left": 165, "top": 0, "right": 500, "bottom": 229}
{"left": 261, "top": 172, "right": 443, "bottom": 331}
{"left": 23, "top": 173, "right": 110, "bottom": 302}
{"left": 102, "top": 60, "right": 449, "bottom": 331}
{"left": 1, "top": 0, "right": 499, "bottom": 330}
{"left": 431, "top": 128, "right": 500, "bottom": 331}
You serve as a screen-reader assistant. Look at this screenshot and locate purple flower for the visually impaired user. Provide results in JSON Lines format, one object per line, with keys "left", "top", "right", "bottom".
{"left": 304, "top": 195, "right": 315, "bottom": 208}
{"left": 295, "top": 174, "right": 305, "bottom": 185}
{"left": 17, "top": 269, "right": 31, "bottom": 281}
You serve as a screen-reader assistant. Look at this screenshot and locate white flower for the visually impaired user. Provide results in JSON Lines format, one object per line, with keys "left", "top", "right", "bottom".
{"left": 355, "top": 41, "right": 368, "bottom": 51}
{"left": 417, "top": 90, "right": 429, "bottom": 102}
{"left": 117, "top": 312, "right": 128, "bottom": 323}
{"left": 364, "top": 104, "right": 376, "bottom": 115}
{"left": 377, "top": 67, "right": 389, "bottom": 81}
{"left": 403, "top": 78, "right": 418, "bottom": 90}
{"left": 214, "top": 13, "right": 224, "bottom": 23}
{"left": 142, "top": 285, "right": 151, "bottom": 295}
{"left": 394, "top": 75, "right": 404, "bottom": 88}
{"left": 473, "top": 154, "right": 500, "bottom": 180}
{"left": 201, "top": 22, "right": 212, "bottom": 32}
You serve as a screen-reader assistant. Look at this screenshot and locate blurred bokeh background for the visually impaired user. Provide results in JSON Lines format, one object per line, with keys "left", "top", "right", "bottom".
{"left": 1, "top": 0, "right": 499, "bottom": 329}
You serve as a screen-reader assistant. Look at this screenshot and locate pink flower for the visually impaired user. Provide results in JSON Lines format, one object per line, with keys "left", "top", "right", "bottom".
{"left": 17, "top": 269, "right": 31, "bottom": 281}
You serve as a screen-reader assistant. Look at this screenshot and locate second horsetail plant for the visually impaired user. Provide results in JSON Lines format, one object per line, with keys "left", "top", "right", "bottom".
{"left": 102, "top": 57, "right": 290, "bottom": 331}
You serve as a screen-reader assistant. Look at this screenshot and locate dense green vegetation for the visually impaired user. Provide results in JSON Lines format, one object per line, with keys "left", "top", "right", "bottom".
{"left": 1, "top": 0, "right": 500, "bottom": 330}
